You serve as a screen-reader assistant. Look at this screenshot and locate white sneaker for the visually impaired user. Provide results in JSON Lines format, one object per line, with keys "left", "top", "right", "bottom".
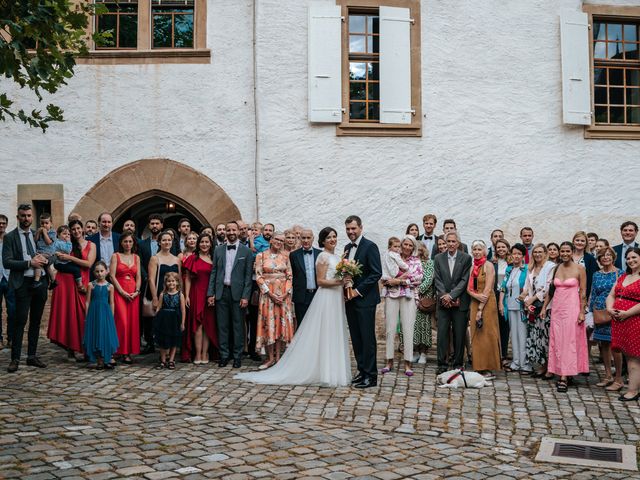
{"left": 418, "top": 353, "right": 427, "bottom": 364}
{"left": 412, "top": 353, "right": 420, "bottom": 363}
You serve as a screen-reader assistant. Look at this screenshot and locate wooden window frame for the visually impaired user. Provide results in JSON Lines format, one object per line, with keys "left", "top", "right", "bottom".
{"left": 151, "top": 0, "right": 195, "bottom": 49}
{"left": 583, "top": 5, "right": 640, "bottom": 139}
{"left": 77, "top": 0, "right": 209, "bottom": 65}
{"left": 95, "top": 0, "right": 139, "bottom": 50}
{"left": 336, "top": 0, "right": 422, "bottom": 137}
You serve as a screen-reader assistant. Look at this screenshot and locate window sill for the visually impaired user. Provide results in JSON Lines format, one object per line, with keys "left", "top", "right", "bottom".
{"left": 336, "top": 122, "right": 422, "bottom": 137}
{"left": 76, "top": 49, "right": 211, "bottom": 65}
{"left": 584, "top": 125, "right": 640, "bottom": 140}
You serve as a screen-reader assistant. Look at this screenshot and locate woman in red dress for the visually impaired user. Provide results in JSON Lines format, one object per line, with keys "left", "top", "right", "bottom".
{"left": 47, "top": 220, "right": 95, "bottom": 359}
{"left": 182, "top": 233, "right": 217, "bottom": 364}
{"left": 110, "top": 233, "right": 142, "bottom": 364}
{"left": 607, "top": 247, "right": 640, "bottom": 402}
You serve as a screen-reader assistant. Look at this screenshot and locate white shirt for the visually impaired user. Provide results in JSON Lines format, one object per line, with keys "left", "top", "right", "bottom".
{"left": 19, "top": 228, "right": 36, "bottom": 277}
{"left": 421, "top": 234, "right": 435, "bottom": 256}
{"left": 302, "top": 249, "right": 317, "bottom": 290}
{"left": 99, "top": 232, "right": 115, "bottom": 265}
{"left": 0, "top": 239, "right": 10, "bottom": 281}
{"left": 447, "top": 251, "right": 457, "bottom": 276}
{"left": 348, "top": 235, "right": 363, "bottom": 261}
{"left": 224, "top": 241, "right": 239, "bottom": 286}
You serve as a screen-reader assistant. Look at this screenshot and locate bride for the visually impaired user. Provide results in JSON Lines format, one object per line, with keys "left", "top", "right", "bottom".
{"left": 234, "top": 227, "right": 352, "bottom": 387}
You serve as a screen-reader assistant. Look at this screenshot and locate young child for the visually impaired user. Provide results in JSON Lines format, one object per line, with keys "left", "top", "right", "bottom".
{"left": 45, "top": 225, "right": 84, "bottom": 291}
{"left": 382, "top": 236, "right": 409, "bottom": 296}
{"left": 83, "top": 261, "right": 119, "bottom": 370}
{"left": 33, "top": 213, "right": 56, "bottom": 289}
{"left": 153, "top": 272, "right": 186, "bottom": 370}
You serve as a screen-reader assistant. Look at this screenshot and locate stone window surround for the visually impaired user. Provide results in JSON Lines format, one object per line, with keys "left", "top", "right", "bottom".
{"left": 77, "top": 0, "right": 210, "bottom": 65}
{"left": 583, "top": 4, "right": 640, "bottom": 139}
{"left": 16, "top": 184, "right": 65, "bottom": 228}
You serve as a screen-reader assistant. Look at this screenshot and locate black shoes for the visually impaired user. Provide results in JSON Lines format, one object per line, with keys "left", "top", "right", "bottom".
{"left": 250, "top": 353, "right": 262, "bottom": 362}
{"left": 218, "top": 358, "right": 230, "bottom": 367}
{"left": 233, "top": 359, "right": 241, "bottom": 368}
{"left": 30, "top": 280, "right": 44, "bottom": 291}
{"left": 26, "top": 357, "right": 46, "bottom": 368}
{"left": 351, "top": 373, "right": 364, "bottom": 384}
{"left": 354, "top": 376, "right": 377, "bottom": 389}
{"left": 7, "top": 360, "right": 18, "bottom": 373}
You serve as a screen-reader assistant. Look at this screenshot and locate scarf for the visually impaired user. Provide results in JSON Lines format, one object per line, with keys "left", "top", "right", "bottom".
{"left": 468, "top": 256, "right": 487, "bottom": 291}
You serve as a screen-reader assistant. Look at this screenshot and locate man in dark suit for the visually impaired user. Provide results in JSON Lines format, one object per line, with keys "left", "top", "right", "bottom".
{"left": 207, "top": 221, "right": 253, "bottom": 368}
{"left": 433, "top": 231, "right": 472, "bottom": 374}
{"left": 614, "top": 220, "right": 639, "bottom": 270}
{"left": 344, "top": 216, "right": 382, "bottom": 389}
{"left": 442, "top": 219, "right": 469, "bottom": 253}
{"left": 87, "top": 212, "right": 121, "bottom": 275}
{"left": 290, "top": 229, "right": 321, "bottom": 327}
{"left": 2, "top": 204, "right": 49, "bottom": 373}
{"left": 486, "top": 229, "right": 504, "bottom": 261}
{"left": 416, "top": 213, "right": 439, "bottom": 259}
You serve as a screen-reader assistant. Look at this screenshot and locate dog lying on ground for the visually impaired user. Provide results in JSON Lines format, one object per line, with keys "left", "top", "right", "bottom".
{"left": 436, "top": 369, "right": 491, "bottom": 388}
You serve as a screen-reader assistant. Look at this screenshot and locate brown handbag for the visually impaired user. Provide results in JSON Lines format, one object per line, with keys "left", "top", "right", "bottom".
{"left": 417, "top": 295, "right": 436, "bottom": 314}
{"left": 593, "top": 309, "right": 611, "bottom": 325}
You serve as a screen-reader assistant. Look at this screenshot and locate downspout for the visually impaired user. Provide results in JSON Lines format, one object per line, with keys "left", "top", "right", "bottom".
{"left": 252, "top": 0, "right": 260, "bottom": 221}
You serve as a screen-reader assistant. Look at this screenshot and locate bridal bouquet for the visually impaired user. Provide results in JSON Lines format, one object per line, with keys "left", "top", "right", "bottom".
{"left": 335, "top": 258, "right": 363, "bottom": 300}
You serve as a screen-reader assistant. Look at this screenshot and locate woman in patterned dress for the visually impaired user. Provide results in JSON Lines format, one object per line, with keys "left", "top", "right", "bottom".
{"left": 413, "top": 242, "right": 434, "bottom": 364}
{"left": 607, "top": 247, "right": 640, "bottom": 402}
{"left": 255, "top": 232, "right": 294, "bottom": 369}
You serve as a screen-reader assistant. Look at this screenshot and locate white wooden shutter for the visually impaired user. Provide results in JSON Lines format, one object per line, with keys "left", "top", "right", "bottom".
{"left": 379, "top": 6, "right": 413, "bottom": 124}
{"left": 560, "top": 10, "right": 592, "bottom": 125}
{"left": 308, "top": 3, "right": 342, "bottom": 123}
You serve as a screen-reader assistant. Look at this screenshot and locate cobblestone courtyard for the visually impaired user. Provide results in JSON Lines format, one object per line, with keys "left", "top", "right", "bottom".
{"left": 1, "top": 309, "right": 639, "bottom": 479}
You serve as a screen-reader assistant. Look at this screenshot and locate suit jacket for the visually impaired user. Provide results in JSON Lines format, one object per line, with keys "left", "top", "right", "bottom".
{"left": 343, "top": 236, "right": 382, "bottom": 308}
{"left": 87, "top": 231, "right": 121, "bottom": 269}
{"left": 207, "top": 243, "right": 254, "bottom": 301}
{"left": 2, "top": 228, "right": 37, "bottom": 290}
{"left": 290, "top": 247, "right": 321, "bottom": 304}
{"left": 433, "top": 250, "right": 472, "bottom": 310}
{"left": 417, "top": 234, "right": 439, "bottom": 260}
{"left": 613, "top": 242, "right": 639, "bottom": 270}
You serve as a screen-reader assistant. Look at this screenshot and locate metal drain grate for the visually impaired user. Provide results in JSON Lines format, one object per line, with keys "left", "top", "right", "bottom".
{"left": 552, "top": 443, "right": 622, "bottom": 463}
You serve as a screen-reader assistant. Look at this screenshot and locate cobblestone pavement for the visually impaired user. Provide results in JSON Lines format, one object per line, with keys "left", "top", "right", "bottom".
{"left": 1, "top": 310, "right": 639, "bottom": 479}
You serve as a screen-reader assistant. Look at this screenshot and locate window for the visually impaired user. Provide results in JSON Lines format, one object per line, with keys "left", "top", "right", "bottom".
{"left": 96, "top": 1, "right": 138, "bottom": 49}
{"left": 348, "top": 13, "right": 380, "bottom": 122}
{"left": 17, "top": 185, "right": 64, "bottom": 229}
{"left": 152, "top": 0, "right": 194, "bottom": 49}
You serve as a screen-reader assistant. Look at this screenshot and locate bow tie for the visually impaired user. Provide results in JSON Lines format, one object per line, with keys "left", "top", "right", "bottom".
{"left": 349, "top": 242, "right": 358, "bottom": 249}
{"left": 226, "top": 245, "right": 236, "bottom": 250}
{"left": 303, "top": 249, "right": 313, "bottom": 255}
{"left": 424, "top": 236, "right": 433, "bottom": 240}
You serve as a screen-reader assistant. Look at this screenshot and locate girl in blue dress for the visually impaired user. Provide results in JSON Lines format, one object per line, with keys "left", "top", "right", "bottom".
{"left": 83, "top": 261, "right": 119, "bottom": 370}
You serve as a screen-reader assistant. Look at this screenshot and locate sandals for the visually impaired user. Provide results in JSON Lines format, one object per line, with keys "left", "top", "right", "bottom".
{"left": 618, "top": 392, "right": 640, "bottom": 402}
{"left": 596, "top": 378, "right": 614, "bottom": 388}
{"left": 381, "top": 366, "right": 393, "bottom": 374}
{"left": 167, "top": 361, "right": 176, "bottom": 370}
{"left": 404, "top": 369, "right": 414, "bottom": 377}
{"left": 155, "top": 361, "right": 166, "bottom": 370}
{"left": 605, "top": 381, "right": 624, "bottom": 392}
{"left": 556, "top": 380, "right": 568, "bottom": 392}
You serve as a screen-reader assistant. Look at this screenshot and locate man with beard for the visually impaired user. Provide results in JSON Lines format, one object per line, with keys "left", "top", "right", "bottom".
{"left": 237, "top": 220, "right": 250, "bottom": 247}
{"left": 3, "top": 204, "right": 49, "bottom": 372}
{"left": 178, "top": 218, "right": 191, "bottom": 252}
{"left": 253, "top": 223, "right": 274, "bottom": 254}
{"left": 215, "top": 223, "right": 227, "bottom": 246}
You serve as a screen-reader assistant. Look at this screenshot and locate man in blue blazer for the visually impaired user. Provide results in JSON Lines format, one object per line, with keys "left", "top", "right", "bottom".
{"left": 289, "top": 229, "right": 321, "bottom": 327}
{"left": 87, "top": 212, "right": 120, "bottom": 275}
{"left": 344, "top": 216, "right": 382, "bottom": 389}
{"left": 613, "top": 221, "right": 639, "bottom": 270}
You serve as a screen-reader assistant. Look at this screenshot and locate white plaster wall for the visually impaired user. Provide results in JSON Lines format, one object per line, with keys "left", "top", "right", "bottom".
{"left": 1, "top": 0, "right": 639, "bottom": 249}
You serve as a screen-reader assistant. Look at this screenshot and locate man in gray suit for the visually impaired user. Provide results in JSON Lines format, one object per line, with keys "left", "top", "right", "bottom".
{"left": 2, "top": 204, "right": 49, "bottom": 373}
{"left": 207, "top": 221, "right": 253, "bottom": 368}
{"left": 433, "top": 231, "right": 472, "bottom": 374}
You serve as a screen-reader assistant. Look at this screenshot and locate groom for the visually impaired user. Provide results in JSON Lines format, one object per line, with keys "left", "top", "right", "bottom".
{"left": 344, "top": 216, "right": 382, "bottom": 389}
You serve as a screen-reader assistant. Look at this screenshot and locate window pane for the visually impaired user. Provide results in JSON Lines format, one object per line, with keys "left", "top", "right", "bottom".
{"left": 349, "top": 35, "right": 365, "bottom": 53}
{"left": 594, "top": 67, "right": 607, "bottom": 85}
{"left": 610, "top": 87, "right": 624, "bottom": 105}
{"left": 627, "top": 88, "right": 640, "bottom": 106}
{"left": 370, "top": 35, "right": 379, "bottom": 54}
{"left": 369, "top": 16, "right": 379, "bottom": 34}
{"left": 624, "top": 24, "right": 638, "bottom": 42}
{"left": 119, "top": 14, "right": 138, "bottom": 48}
{"left": 350, "top": 102, "right": 366, "bottom": 120}
{"left": 608, "top": 42, "right": 623, "bottom": 59}
{"left": 625, "top": 43, "right": 639, "bottom": 60}
{"left": 594, "top": 87, "right": 607, "bottom": 104}
{"left": 97, "top": 15, "right": 117, "bottom": 47}
{"left": 153, "top": 14, "right": 172, "bottom": 48}
{"left": 593, "top": 22, "right": 605, "bottom": 41}
{"left": 610, "top": 68, "right": 624, "bottom": 86}
{"left": 349, "top": 62, "right": 367, "bottom": 80}
{"left": 627, "top": 107, "right": 640, "bottom": 123}
{"left": 610, "top": 106, "right": 624, "bottom": 123}
{"left": 368, "top": 103, "right": 379, "bottom": 120}
{"left": 368, "top": 62, "right": 379, "bottom": 80}
{"left": 608, "top": 23, "right": 623, "bottom": 41}
{"left": 594, "top": 41, "right": 606, "bottom": 59}
{"left": 627, "top": 69, "right": 640, "bottom": 87}
{"left": 595, "top": 106, "right": 608, "bottom": 123}
{"left": 368, "top": 82, "right": 379, "bottom": 100}
{"left": 349, "top": 15, "right": 365, "bottom": 33}
{"left": 174, "top": 13, "right": 193, "bottom": 47}
{"left": 350, "top": 82, "right": 366, "bottom": 100}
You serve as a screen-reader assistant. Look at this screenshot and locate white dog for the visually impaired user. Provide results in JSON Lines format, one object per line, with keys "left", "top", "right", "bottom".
{"left": 436, "top": 369, "right": 490, "bottom": 389}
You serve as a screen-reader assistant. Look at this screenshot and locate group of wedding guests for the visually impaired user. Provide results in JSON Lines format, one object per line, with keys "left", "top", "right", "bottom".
{"left": 2, "top": 205, "right": 640, "bottom": 403}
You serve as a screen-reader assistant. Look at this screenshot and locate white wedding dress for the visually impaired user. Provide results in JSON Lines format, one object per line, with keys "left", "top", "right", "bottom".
{"left": 234, "top": 251, "right": 352, "bottom": 387}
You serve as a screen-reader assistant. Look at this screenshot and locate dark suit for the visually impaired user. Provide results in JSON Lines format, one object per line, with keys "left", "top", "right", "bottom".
{"left": 207, "top": 243, "right": 253, "bottom": 361}
{"left": 417, "top": 234, "right": 438, "bottom": 260}
{"left": 433, "top": 250, "right": 472, "bottom": 369}
{"left": 87, "top": 231, "right": 121, "bottom": 276}
{"left": 344, "top": 237, "right": 382, "bottom": 379}
{"left": 614, "top": 242, "right": 638, "bottom": 270}
{"left": 2, "top": 228, "right": 48, "bottom": 362}
{"left": 290, "top": 247, "right": 321, "bottom": 327}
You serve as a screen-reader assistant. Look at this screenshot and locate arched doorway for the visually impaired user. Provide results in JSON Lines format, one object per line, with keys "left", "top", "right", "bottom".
{"left": 73, "top": 159, "right": 241, "bottom": 236}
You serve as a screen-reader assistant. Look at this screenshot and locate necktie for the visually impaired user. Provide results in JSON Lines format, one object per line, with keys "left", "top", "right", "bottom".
{"left": 303, "top": 250, "right": 313, "bottom": 255}
{"left": 227, "top": 245, "right": 236, "bottom": 250}
{"left": 23, "top": 231, "right": 36, "bottom": 257}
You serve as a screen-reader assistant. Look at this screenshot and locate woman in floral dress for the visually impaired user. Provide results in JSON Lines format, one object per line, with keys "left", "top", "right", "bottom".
{"left": 413, "top": 243, "right": 434, "bottom": 364}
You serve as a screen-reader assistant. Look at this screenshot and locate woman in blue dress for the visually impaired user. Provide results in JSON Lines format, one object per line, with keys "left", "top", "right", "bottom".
{"left": 590, "top": 247, "right": 624, "bottom": 391}
{"left": 83, "top": 261, "right": 119, "bottom": 370}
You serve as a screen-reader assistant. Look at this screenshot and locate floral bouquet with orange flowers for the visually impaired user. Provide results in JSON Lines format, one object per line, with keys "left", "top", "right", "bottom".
{"left": 335, "top": 258, "right": 363, "bottom": 300}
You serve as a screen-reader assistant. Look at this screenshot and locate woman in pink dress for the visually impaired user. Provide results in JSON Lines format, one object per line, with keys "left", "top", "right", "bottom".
{"left": 48, "top": 220, "right": 96, "bottom": 359}
{"left": 110, "top": 233, "right": 142, "bottom": 364}
{"left": 183, "top": 233, "right": 217, "bottom": 364}
{"left": 607, "top": 247, "right": 640, "bottom": 402}
{"left": 542, "top": 241, "right": 588, "bottom": 392}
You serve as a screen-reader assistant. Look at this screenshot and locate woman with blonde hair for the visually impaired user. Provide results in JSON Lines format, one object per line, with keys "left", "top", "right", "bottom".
{"left": 284, "top": 229, "right": 297, "bottom": 253}
{"left": 572, "top": 231, "right": 599, "bottom": 297}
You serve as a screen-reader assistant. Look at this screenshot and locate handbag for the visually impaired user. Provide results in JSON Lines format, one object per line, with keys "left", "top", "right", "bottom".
{"left": 142, "top": 260, "right": 162, "bottom": 317}
{"left": 592, "top": 270, "right": 619, "bottom": 325}
{"left": 417, "top": 295, "right": 436, "bottom": 314}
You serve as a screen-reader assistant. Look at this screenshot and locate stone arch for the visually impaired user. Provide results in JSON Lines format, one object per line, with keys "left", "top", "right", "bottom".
{"left": 73, "top": 158, "right": 240, "bottom": 226}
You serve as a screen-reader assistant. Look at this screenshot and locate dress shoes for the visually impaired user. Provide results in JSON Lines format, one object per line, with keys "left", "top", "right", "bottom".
{"left": 233, "top": 359, "right": 242, "bottom": 368}
{"left": 351, "top": 373, "right": 364, "bottom": 384}
{"left": 7, "top": 360, "right": 19, "bottom": 373}
{"left": 26, "top": 357, "right": 46, "bottom": 368}
{"left": 354, "top": 376, "right": 377, "bottom": 389}
{"left": 218, "top": 358, "right": 230, "bottom": 368}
